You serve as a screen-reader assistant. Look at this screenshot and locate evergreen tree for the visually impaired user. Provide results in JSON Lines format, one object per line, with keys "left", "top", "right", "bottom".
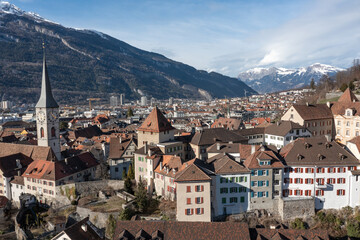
{"left": 122, "top": 169, "right": 127, "bottom": 180}
{"left": 118, "top": 208, "right": 135, "bottom": 220}
{"left": 127, "top": 107, "right": 134, "bottom": 117}
{"left": 349, "top": 81, "right": 355, "bottom": 90}
{"left": 310, "top": 78, "right": 315, "bottom": 89}
{"left": 340, "top": 83, "right": 348, "bottom": 92}
{"left": 124, "top": 176, "right": 133, "bottom": 194}
{"left": 135, "top": 178, "right": 149, "bottom": 213}
{"left": 127, "top": 164, "right": 135, "bottom": 179}
{"left": 106, "top": 214, "right": 116, "bottom": 238}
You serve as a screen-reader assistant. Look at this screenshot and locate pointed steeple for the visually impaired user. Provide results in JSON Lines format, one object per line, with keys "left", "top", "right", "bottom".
{"left": 338, "top": 87, "right": 358, "bottom": 103}
{"left": 35, "top": 45, "right": 59, "bottom": 108}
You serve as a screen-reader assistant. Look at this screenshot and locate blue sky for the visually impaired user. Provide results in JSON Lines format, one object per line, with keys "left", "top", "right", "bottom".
{"left": 6, "top": 0, "right": 360, "bottom": 77}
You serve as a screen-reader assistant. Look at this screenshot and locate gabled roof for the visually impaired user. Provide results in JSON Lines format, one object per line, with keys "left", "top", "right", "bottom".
{"left": 108, "top": 137, "right": 134, "bottom": 159}
{"left": 291, "top": 104, "right": 333, "bottom": 120}
{"left": 233, "top": 127, "right": 265, "bottom": 137}
{"left": 175, "top": 160, "right": 211, "bottom": 182}
{"left": 137, "top": 107, "right": 175, "bottom": 133}
{"left": 191, "top": 128, "right": 247, "bottom": 146}
{"left": 207, "top": 143, "right": 260, "bottom": 160}
{"left": 206, "top": 153, "right": 250, "bottom": 174}
{"left": 251, "top": 228, "right": 329, "bottom": 240}
{"left": 244, "top": 146, "right": 284, "bottom": 169}
{"left": 35, "top": 53, "right": 59, "bottom": 108}
{"left": 338, "top": 88, "right": 358, "bottom": 103}
{"left": 211, "top": 117, "right": 242, "bottom": 130}
{"left": 154, "top": 155, "right": 183, "bottom": 178}
{"left": 61, "top": 217, "right": 103, "bottom": 240}
{"left": 23, "top": 152, "right": 98, "bottom": 181}
{"left": 0, "top": 143, "right": 55, "bottom": 161}
{"left": 265, "top": 121, "right": 305, "bottom": 136}
{"left": 280, "top": 137, "right": 359, "bottom": 167}
{"left": 0, "top": 153, "right": 33, "bottom": 178}
{"left": 113, "top": 221, "right": 250, "bottom": 240}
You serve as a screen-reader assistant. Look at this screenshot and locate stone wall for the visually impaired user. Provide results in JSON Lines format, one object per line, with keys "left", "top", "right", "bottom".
{"left": 56, "top": 180, "right": 124, "bottom": 198}
{"left": 76, "top": 206, "right": 120, "bottom": 229}
{"left": 278, "top": 197, "right": 315, "bottom": 220}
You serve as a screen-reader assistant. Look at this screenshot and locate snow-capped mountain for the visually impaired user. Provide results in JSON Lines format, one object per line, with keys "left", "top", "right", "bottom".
{"left": 238, "top": 63, "right": 344, "bottom": 93}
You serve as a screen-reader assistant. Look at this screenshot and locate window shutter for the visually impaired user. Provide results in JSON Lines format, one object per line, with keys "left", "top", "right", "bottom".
{"left": 201, "top": 197, "right": 204, "bottom": 203}
{"left": 266, "top": 181, "right": 269, "bottom": 186}
{"left": 191, "top": 209, "right": 194, "bottom": 215}
{"left": 337, "top": 189, "right": 339, "bottom": 195}
{"left": 266, "top": 191, "right": 269, "bottom": 197}
{"left": 300, "top": 190, "right": 303, "bottom": 195}
{"left": 300, "top": 168, "right": 303, "bottom": 173}
{"left": 348, "top": 166, "right": 351, "bottom": 171}
{"left": 201, "top": 185, "right": 204, "bottom": 191}
{"left": 305, "top": 168, "right": 308, "bottom": 173}
{"left": 337, "top": 167, "right": 341, "bottom": 173}
{"left": 327, "top": 179, "right": 330, "bottom": 184}
{"left": 322, "top": 168, "right": 325, "bottom": 173}
{"left": 290, "top": 178, "right": 293, "bottom": 184}
{"left": 337, "top": 178, "right": 340, "bottom": 184}
{"left": 201, "top": 208, "right": 204, "bottom": 214}
{"left": 266, "top": 170, "right": 269, "bottom": 176}
{"left": 283, "top": 190, "right": 286, "bottom": 196}
{"left": 251, "top": 192, "right": 254, "bottom": 198}
{"left": 185, "top": 209, "right": 187, "bottom": 215}
{"left": 328, "top": 168, "right": 331, "bottom": 173}
{"left": 295, "top": 168, "right": 298, "bottom": 173}
{"left": 343, "top": 167, "right": 346, "bottom": 172}
{"left": 311, "top": 179, "right": 314, "bottom": 184}
{"left": 289, "top": 190, "right": 292, "bottom": 195}
{"left": 300, "top": 178, "right": 303, "bottom": 184}
{"left": 311, "top": 168, "right": 314, "bottom": 173}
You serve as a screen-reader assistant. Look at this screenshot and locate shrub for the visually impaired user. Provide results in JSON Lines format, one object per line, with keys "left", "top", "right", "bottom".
{"left": 71, "top": 200, "right": 77, "bottom": 205}
{"left": 347, "top": 220, "right": 360, "bottom": 238}
{"left": 290, "top": 218, "right": 306, "bottom": 229}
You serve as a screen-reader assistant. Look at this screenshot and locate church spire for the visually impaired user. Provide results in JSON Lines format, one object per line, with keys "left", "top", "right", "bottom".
{"left": 35, "top": 43, "right": 59, "bottom": 108}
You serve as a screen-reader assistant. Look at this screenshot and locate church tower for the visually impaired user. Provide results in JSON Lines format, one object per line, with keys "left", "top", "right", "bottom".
{"left": 36, "top": 48, "right": 61, "bottom": 160}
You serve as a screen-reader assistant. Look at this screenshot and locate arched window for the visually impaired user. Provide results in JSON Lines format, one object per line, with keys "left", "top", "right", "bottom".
{"left": 51, "top": 127, "right": 56, "bottom": 137}
{"left": 40, "top": 127, "right": 44, "bottom": 138}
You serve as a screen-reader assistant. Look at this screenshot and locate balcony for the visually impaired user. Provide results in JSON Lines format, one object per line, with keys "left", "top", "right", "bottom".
{"left": 316, "top": 183, "right": 327, "bottom": 188}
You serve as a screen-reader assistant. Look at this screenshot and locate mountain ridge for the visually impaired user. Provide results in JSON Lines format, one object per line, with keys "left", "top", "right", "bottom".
{"left": 238, "top": 63, "right": 344, "bottom": 94}
{"left": 0, "top": 1, "right": 257, "bottom": 104}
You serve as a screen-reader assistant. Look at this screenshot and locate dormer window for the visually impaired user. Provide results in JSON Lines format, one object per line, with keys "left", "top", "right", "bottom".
{"left": 259, "top": 160, "right": 271, "bottom": 165}
{"left": 346, "top": 109, "right": 353, "bottom": 116}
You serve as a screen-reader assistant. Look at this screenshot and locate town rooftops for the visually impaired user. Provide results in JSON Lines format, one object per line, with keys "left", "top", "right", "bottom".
{"left": 154, "top": 155, "right": 183, "bottom": 178}
{"left": 137, "top": 106, "right": 175, "bottom": 133}
{"left": 291, "top": 104, "right": 333, "bottom": 120}
{"left": 280, "top": 137, "right": 359, "bottom": 166}
{"left": 207, "top": 143, "right": 260, "bottom": 160}
{"left": 264, "top": 121, "right": 305, "bottom": 136}
{"left": 191, "top": 128, "right": 247, "bottom": 146}
{"left": 11, "top": 175, "right": 24, "bottom": 186}
{"left": 250, "top": 228, "right": 329, "bottom": 240}
{"left": 211, "top": 117, "right": 242, "bottom": 130}
{"left": 0, "top": 143, "right": 55, "bottom": 161}
{"left": 338, "top": 87, "right": 358, "bottom": 103}
{"left": 23, "top": 152, "right": 98, "bottom": 181}
{"left": 113, "top": 221, "right": 250, "bottom": 240}
{"left": 233, "top": 127, "right": 265, "bottom": 137}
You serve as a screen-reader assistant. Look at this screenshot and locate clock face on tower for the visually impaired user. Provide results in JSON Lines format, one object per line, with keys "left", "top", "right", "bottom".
{"left": 48, "top": 109, "right": 59, "bottom": 123}
{"left": 37, "top": 111, "right": 46, "bottom": 124}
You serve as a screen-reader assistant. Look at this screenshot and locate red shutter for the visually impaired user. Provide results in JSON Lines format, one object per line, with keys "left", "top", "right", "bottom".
{"left": 301, "top": 168, "right": 303, "bottom": 173}
{"left": 290, "top": 178, "right": 293, "bottom": 183}
{"left": 355, "top": 167, "right": 358, "bottom": 170}
{"left": 338, "top": 167, "right": 341, "bottom": 173}
{"left": 337, "top": 178, "right": 340, "bottom": 184}
{"left": 300, "top": 190, "right": 303, "bottom": 196}
{"left": 305, "top": 168, "right": 308, "bottom": 173}
{"left": 328, "top": 168, "right": 331, "bottom": 173}
{"left": 327, "top": 179, "right": 330, "bottom": 184}
{"left": 185, "top": 209, "right": 187, "bottom": 215}
{"left": 295, "top": 168, "right": 298, "bottom": 173}
{"left": 289, "top": 190, "right": 293, "bottom": 195}
{"left": 322, "top": 168, "right": 325, "bottom": 173}
{"left": 343, "top": 167, "right": 346, "bottom": 172}
{"left": 311, "top": 168, "right": 314, "bottom": 173}
{"left": 348, "top": 166, "right": 351, "bottom": 171}
{"left": 201, "top": 185, "right": 204, "bottom": 192}
{"left": 191, "top": 209, "right": 194, "bottom": 215}
{"left": 337, "top": 190, "right": 340, "bottom": 195}
{"left": 309, "top": 190, "right": 311, "bottom": 196}
{"left": 311, "top": 179, "right": 313, "bottom": 184}
{"left": 187, "top": 198, "right": 191, "bottom": 204}
{"left": 316, "top": 168, "right": 319, "bottom": 173}
{"left": 300, "top": 179, "right": 303, "bottom": 184}
{"left": 201, "top": 208, "right": 204, "bottom": 214}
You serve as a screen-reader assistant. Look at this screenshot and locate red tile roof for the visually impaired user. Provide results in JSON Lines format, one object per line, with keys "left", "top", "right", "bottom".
{"left": 137, "top": 107, "right": 175, "bottom": 133}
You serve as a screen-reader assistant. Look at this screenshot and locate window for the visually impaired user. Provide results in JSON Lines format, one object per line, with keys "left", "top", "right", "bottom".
{"left": 316, "top": 178, "right": 325, "bottom": 185}
{"left": 337, "top": 178, "right": 346, "bottom": 184}
{"left": 195, "top": 208, "right": 204, "bottom": 215}
{"left": 195, "top": 197, "right": 203, "bottom": 204}
{"left": 186, "top": 186, "right": 191, "bottom": 193}
{"left": 51, "top": 127, "right": 56, "bottom": 137}
{"left": 40, "top": 127, "right": 44, "bottom": 138}
{"left": 305, "top": 190, "right": 311, "bottom": 196}
{"left": 49, "top": 182, "right": 53, "bottom": 186}
{"left": 195, "top": 185, "right": 204, "bottom": 192}
{"left": 347, "top": 121, "right": 350, "bottom": 127}
{"left": 115, "top": 167, "right": 118, "bottom": 172}
{"left": 305, "top": 178, "right": 313, "bottom": 184}
{"left": 186, "top": 198, "right": 191, "bottom": 204}
{"left": 294, "top": 178, "right": 303, "bottom": 184}
{"left": 305, "top": 168, "right": 313, "bottom": 173}
{"left": 43, "top": 181, "right": 47, "bottom": 185}
{"left": 273, "top": 169, "right": 280, "bottom": 174}
{"left": 294, "top": 168, "right": 303, "bottom": 173}
{"left": 337, "top": 189, "right": 345, "bottom": 196}
{"left": 32, "top": 186, "right": 36, "bottom": 190}
{"left": 220, "top": 188, "right": 228, "bottom": 194}
{"left": 327, "top": 178, "right": 336, "bottom": 184}
{"left": 328, "top": 168, "right": 335, "bottom": 173}
{"left": 346, "top": 130, "right": 350, "bottom": 136}
{"left": 294, "top": 190, "right": 302, "bottom": 196}
{"left": 239, "top": 187, "right": 246, "bottom": 192}
{"left": 230, "top": 197, "right": 238, "bottom": 203}
{"left": 185, "top": 209, "right": 193, "bottom": 215}
{"left": 240, "top": 196, "right": 245, "bottom": 203}
{"left": 230, "top": 187, "right": 238, "bottom": 193}
{"left": 338, "top": 167, "right": 346, "bottom": 173}
{"left": 316, "top": 190, "right": 324, "bottom": 196}
{"left": 222, "top": 198, "right": 226, "bottom": 204}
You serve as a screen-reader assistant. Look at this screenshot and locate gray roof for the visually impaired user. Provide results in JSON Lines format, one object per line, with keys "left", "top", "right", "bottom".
{"left": 190, "top": 128, "right": 247, "bottom": 146}
{"left": 35, "top": 53, "right": 59, "bottom": 108}
{"left": 264, "top": 121, "right": 305, "bottom": 136}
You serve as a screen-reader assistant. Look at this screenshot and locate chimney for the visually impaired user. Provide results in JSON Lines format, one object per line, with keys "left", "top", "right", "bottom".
{"left": 173, "top": 168, "right": 176, "bottom": 175}
{"left": 251, "top": 145, "right": 256, "bottom": 154}
{"left": 144, "top": 142, "right": 148, "bottom": 154}
{"left": 228, "top": 141, "right": 233, "bottom": 144}
{"left": 166, "top": 167, "right": 169, "bottom": 174}
{"left": 277, "top": 121, "right": 280, "bottom": 126}
{"left": 119, "top": 136, "right": 122, "bottom": 144}
{"left": 148, "top": 149, "right": 152, "bottom": 157}
{"left": 65, "top": 158, "right": 68, "bottom": 165}
{"left": 81, "top": 224, "right": 87, "bottom": 232}
{"left": 306, "top": 102, "right": 309, "bottom": 106}
{"left": 17, "top": 170, "right": 21, "bottom": 176}
{"left": 326, "top": 101, "right": 331, "bottom": 108}
{"left": 16, "top": 159, "right": 22, "bottom": 169}
{"left": 216, "top": 143, "right": 221, "bottom": 150}
{"left": 160, "top": 162, "right": 163, "bottom": 171}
